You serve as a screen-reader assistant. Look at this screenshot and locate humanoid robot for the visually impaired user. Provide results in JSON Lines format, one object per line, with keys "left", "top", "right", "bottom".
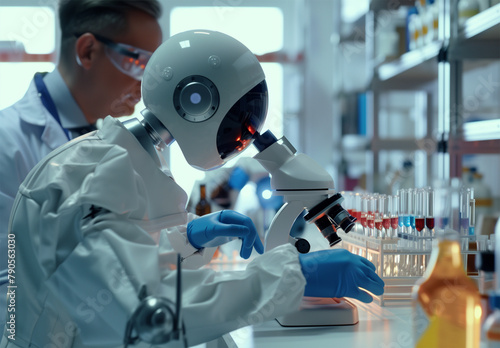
{"left": 1, "top": 30, "right": 383, "bottom": 348}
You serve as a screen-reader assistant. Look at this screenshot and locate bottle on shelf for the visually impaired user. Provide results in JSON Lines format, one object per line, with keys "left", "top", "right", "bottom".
{"left": 412, "top": 230, "right": 482, "bottom": 348}
{"left": 195, "top": 184, "right": 212, "bottom": 216}
{"left": 458, "top": 0, "right": 480, "bottom": 27}
{"left": 471, "top": 169, "right": 493, "bottom": 217}
{"left": 407, "top": 7, "right": 423, "bottom": 51}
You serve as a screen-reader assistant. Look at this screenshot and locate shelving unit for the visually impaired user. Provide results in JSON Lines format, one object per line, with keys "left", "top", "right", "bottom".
{"left": 337, "top": 1, "right": 500, "bottom": 201}
{"left": 375, "top": 40, "right": 442, "bottom": 88}
{"left": 446, "top": 2, "right": 500, "bottom": 180}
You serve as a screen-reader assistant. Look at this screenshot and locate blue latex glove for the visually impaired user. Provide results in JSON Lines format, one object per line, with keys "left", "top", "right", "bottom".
{"left": 187, "top": 210, "right": 264, "bottom": 259}
{"left": 228, "top": 166, "right": 249, "bottom": 190}
{"left": 299, "top": 249, "right": 385, "bottom": 303}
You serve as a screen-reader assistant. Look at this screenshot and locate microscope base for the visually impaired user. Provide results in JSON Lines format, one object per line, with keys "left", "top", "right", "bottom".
{"left": 276, "top": 297, "right": 359, "bottom": 327}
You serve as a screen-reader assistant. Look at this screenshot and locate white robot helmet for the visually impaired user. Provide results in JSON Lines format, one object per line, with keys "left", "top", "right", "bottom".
{"left": 141, "top": 30, "right": 268, "bottom": 170}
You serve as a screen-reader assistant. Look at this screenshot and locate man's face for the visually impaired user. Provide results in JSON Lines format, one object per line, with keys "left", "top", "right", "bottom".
{"left": 95, "top": 10, "right": 162, "bottom": 117}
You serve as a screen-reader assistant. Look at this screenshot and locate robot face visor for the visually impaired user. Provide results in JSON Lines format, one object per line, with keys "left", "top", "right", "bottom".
{"left": 81, "top": 33, "right": 153, "bottom": 80}
{"left": 217, "top": 80, "right": 268, "bottom": 161}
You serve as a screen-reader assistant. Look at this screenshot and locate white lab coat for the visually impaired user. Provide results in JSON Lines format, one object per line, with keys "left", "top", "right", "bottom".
{"left": 0, "top": 78, "right": 72, "bottom": 332}
{"left": 0, "top": 117, "right": 306, "bottom": 348}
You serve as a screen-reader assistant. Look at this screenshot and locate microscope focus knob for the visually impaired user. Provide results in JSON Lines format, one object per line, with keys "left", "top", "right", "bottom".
{"left": 294, "top": 238, "right": 311, "bottom": 254}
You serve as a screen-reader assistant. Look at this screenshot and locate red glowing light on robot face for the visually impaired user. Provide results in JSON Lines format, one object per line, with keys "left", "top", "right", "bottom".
{"left": 247, "top": 124, "right": 256, "bottom": 135}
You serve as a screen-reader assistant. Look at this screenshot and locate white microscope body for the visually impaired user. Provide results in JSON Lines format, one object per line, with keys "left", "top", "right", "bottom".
{"left": 252, "top": 131, "right": 356, "bottom": 253}
{"left": 252, "top": 130, "right": 359, "bottom": 327}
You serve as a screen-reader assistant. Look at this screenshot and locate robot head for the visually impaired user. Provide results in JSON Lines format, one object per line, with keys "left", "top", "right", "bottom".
{"left": 142, "top": 30, "right": 268, "bottom": 170}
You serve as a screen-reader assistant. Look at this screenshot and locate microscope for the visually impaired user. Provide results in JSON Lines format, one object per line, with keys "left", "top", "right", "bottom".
{"left": 251, "top": 130, "right": 359, "bottom": 327}
{"left": 252, "top": 130, "right": 356, "bottom": 253}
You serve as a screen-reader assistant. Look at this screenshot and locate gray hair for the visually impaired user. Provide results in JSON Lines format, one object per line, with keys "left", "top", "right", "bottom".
{"left": 58, "top": 0, "right": 161, "bottom": 64}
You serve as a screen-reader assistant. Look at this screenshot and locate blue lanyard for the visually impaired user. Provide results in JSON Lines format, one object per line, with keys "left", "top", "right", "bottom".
{"left": 34, "top": 72, "right": 71, "bottom": 141}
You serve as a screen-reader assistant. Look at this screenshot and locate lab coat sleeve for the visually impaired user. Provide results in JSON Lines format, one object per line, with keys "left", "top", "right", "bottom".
{"left": 163, "top": 243, "right": 307, "bottom": 347}
{"left": 45, "top": 216, "right": 162, "bottom": 346}
{"left": 160, "top": 212, "right": 218, "bottom": 269}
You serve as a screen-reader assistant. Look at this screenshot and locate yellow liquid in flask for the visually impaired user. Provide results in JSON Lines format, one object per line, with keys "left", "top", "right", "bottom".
{"left": 413, "top": 239, "right": 481, "bottom": 348}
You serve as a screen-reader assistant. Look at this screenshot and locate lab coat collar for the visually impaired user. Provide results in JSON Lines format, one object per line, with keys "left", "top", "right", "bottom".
{"left": 16, "top": 78, "right": 48, "bottom": 127}
{"left": 18, "top": 70, "right": 87, "bottom": 128}
{"left": 14, "top": 79, "right": 67, "bottom": 149}
{"left": 43, "top": 69, "right": 88, "bottom": 129}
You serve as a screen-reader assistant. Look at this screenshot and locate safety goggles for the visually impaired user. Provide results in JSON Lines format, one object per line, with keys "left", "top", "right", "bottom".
{"left": 76, "top": 33, "right": 153, "bottom": 80}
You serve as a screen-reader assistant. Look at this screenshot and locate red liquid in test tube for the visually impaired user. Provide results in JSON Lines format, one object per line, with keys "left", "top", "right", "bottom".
{"left": 375, "top": 219, "right": 382, "bottom": 230}
{"left": 415, "top": 217, "right": 425, "bottom": 232}
{"left": 367, "top": 216, "right": 374, "bottom": 229}
{"left": 352, "top": 209, "right": 359, "bottom": 220}
{"left": 360, "top": 213, "right": 367, "bottom": 227}
{"left": 426, "top": 217, "right": 435, "bottom": 230}
{"left": 383, "top": 217, "right": 391, "bottom": 230}
{"left": 391, "top": 217, "right": 398, "bottom": 230}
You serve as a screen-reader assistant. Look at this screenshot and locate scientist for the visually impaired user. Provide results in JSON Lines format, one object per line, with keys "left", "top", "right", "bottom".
{"left": 0, "top": 0, "right": 163, "bottom": 331}
{"left": 0, "top": 30, "right": 384, "bottom": 347}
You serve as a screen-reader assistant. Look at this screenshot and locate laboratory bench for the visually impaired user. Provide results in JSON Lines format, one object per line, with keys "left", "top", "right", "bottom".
{"left": 197, "top": 224, "right": 491, "bottom": 348}
{"left": 204, "top": 300, "right": 489, "bottom": 348}
{"left": 227, "top": 301, "right": 415, "bottom": 348}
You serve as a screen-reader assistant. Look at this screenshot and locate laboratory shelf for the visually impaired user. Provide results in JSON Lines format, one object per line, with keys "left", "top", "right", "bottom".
{"left": 458, "top": 3, "right": 500, "bottom": 41}
{"left": 450, "top": 4, "right": 500, "bottom": 60}
{"left": 371, "top": 138, "right": 436, "bottom": 152}
{"left": 373, "top": 41, "right": 442, "bottom": 89}
{"left": 373, "top": 4, "right": 500, "bottom": 87}
{"left": 449, "top": 137, "right": 500, "bottom": 155}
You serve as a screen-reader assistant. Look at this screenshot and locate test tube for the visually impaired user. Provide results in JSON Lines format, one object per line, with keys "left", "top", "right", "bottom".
{"left": 381, "top": 195, "right": 391, "bottom": 236}
{"left": 469, "top": 198, "right": 476, "bottom": 236}
{"left": 390, "top": 195, "right": 399, "bottom": 239}
{"left": 408, "top": 188, "right": 416, "bottom": 235}
{"left": 367, "top": 196, "right": 375, "bottom": 237}
{"left": 353, "top": 193, "right": 362, "bottom": 233}
{"left": 415, "top": 189, "right": 425, "bottom": 233}
{"left": 425, "top": 187, "right": 435, "bottom": 233}
{"left": 361, "top": 195, "right": 368, "bottom": 236}
{"left": 434, "top": 185, "right": 450, "bottom": 230}
{"left": 460, "top": 187, "right": 471, "bottom": 236}
{"left": 414, "top": 189, "right": 426, "bottom": 258}
{"left": 343, "top": 191, "right": 353, "bottom": 216}
{"left": 375, "top": 195, "right": 386, "bottom": 238}
{"left": 397, "top": 189, "right": 407, "bottom": 246}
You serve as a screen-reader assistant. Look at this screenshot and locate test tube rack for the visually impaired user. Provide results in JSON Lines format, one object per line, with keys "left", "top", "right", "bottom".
{"left": 338, "top": 231, "right": 493, "bottom": 306}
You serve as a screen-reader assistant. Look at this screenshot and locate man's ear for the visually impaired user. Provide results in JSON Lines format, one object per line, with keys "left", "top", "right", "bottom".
{"left": 75, "top": 33, "right": 99, "bottom": 70}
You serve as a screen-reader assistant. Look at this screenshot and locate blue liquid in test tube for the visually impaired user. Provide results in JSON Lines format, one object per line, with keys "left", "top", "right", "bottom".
{"left": 408, "top": 188, "right": 415, "bottom": 230}
{"left": 397, "top": 189, "right": 406, "bottom": 241}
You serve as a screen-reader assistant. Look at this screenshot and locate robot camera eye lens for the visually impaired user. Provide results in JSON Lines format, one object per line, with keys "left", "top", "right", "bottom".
{"left": 190, "top": 93, "right": 201, "bottom": 104}
{"left": 173, "top": 75, "right": 220, "bottom": 122}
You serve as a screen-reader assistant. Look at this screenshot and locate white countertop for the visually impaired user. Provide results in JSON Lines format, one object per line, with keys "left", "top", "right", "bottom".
{"left": 224, "top": 301, "right": 415, "bottom": 348}
{"left": 207, "top": 300, "right": 488, "bottom": 348}
{"left": 199, "top": 225, "right": 488, "bottom": 348}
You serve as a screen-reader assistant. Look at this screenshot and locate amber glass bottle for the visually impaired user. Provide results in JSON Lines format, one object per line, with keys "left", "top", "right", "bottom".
{"left": 195, "top": 184, "right": 211, "bottom": 216}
